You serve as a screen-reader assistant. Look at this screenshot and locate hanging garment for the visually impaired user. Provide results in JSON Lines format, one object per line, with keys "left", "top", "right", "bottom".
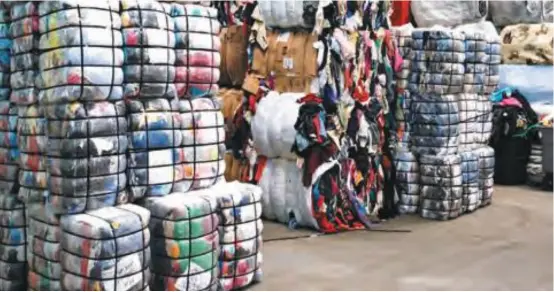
{"left": 27, "top": 203, "right": 62, "bottom": 291}
{"left": 394, "top": 151, "right": 419, "bottom": 214}
{"left": 127, "top": 98, "right": 182, "bottom": 201}
{"left": 173, "top": 97, "right": 225, "bottom": 192}
{"left": 527, "top": 143, "right": 545, "bottom": 186}
{"left": 60, "top": 204, "right": 151, "bottom": 291}
{"left": 9, "top": 2, "right": 39, "bottom": 106}
{"left": 408, "top": 30, "right": 465, "bottom": 95}
{"left": 410, "top": 93, "right": 459, "bottom": 156}
{"left": 475, "top": 146, "right": 494, "bottom": 206}
{"left": 257, "top": 0, "right": 319, "bottom": 29}
{"left": 212, "top": 182, "right": 263, "bottom": 291}
{"left": 419, "top": 154, "right": 463, "bottom": 221}
{"left": 411, "top": 1, "right": 488, "bottom": 28}
{"left": 0, "top": 7, "right": 9, "bottom": 101}
{"left": 490, "top": 1, "right": 553, "bottom": 28}
{"left": 460, "top": 151, "right": 480, "bottom": 213}
{"left": 0, "top": 100, "right": 19, "bottom": 195}
{"left": 499, "top": 23, "right": 554, "bottom": 66}
{"left": 37, "top": 1, "right": 124, "bottom": 104}
{"left": 145, "top": 191, "right": 219, "bottom": 291}
{"left": 172, "top": 4, "right": 221, "bottom": 98}
{"left": 0, "top": 194, "right": 27, "bottom": 291}
{"left": 121, "top": 0, "right": 177, "bottom": 99}
{"left": 219, "top": 25, "right": 248, "bottom": 88}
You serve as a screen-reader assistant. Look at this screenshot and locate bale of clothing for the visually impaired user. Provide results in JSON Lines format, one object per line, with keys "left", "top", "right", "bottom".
{"left": 0, "top": 100, "right": 18, "bottom": 195}
{"left": 527, "top": 143, "right": 545, "bottom": 186}
{"left": 460, "top": 151, "right": 480, "bottom": 213}
{"left": 394, "top": 151, "right": 419, "bottom": 214}
{"left": 410, "top": 1, "right": 488, "bottom": 28}
{"left": 475, "top": 146, "right": 495, "bottom": 206}
{"left": 0, "top": 194, "right": 27, "bottom": 291}
{"left": 0, "top": 7, "right": 9, "bottom": 101}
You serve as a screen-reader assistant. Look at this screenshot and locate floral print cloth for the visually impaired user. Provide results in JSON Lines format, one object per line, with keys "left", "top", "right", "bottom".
{"left": 394, "top": 151, "right": 419, "bottom": 214}
{"left": 144, "top": 190, "right": 219, "bottom": 291}
{"left": 475, "top": 146, "right": 494, "bottom": 207}
{"left": 60, "top": 204, "right": 151, "bottom": 291}
{"left": 460, "top": 151, "right": 480, "bottom": 213}
{"left": 0, "top": 194, "right": 27, "bottom": 291}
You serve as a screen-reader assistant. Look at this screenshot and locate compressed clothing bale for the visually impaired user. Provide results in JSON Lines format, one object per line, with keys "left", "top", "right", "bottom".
{"left": 457, "top": 93, "right": 480, "bottom": 150}
{"left": 419, "top": 154, "right": 463, "bottom": 220}
{"left": 127, "top": 98, "right": 181, "bottom": 201}
{"left": 145, "top": 190, "right": 219, "bottom": 291}
{"left": 409, "top": 30, "right": 465, "bottom": 95}
{"left": 0, "top": 7, "right": 9, "bottom": 101}
{"left": 26, "top": 203, "right": 62, "bottom": 291}
{"left": 219, "top": 25, "right": 248, "bottom": 87}
{"left": 411, "top": 1, "right": 488, "bottom": 28}
{"left": 460, "top": 151, "right": 480, "bottom": 213}
{"left": 490, "top": 1, "right": 553, "bottom": 28}
{"left": 43, "top": 101, "right": 129, "bottom": 214}
{"left": 527, "top": 143, "right": 545, "bottom": 185}
{"left": 475, "top": 146, "right": 494, "bottom": 206}
{"left": 212, "top": 182, "right": 263, "bottom": 291}
{"left": 0, "top": 100, "right": 19, "bottom": 194}
{"left": 394, "top": 151, "right": 420, "bottom": 214}
{"left": 500, "top": 23, "right": 554, "bottom": 66}
{"left": 121, "top": 0, "right": 177, "bottom": 99}
{"left": 0, "top": 194, "right": 27, "bottom": 291}
{"left": 257, "top": 0, "right": 318, "bottom": 29}
{"left": 475, "top": 94, "right": 493, "bottom": 146}
{"left": 392, "top": 24, "right": 414, "bottom": 91}
{"left": 60, "top": 204, "right": 151, "bottom": 291}
{"left": 410, "top": 93, "right": 459, "bottom": 156}
{"left": 172, "top": 4, "right": 221, "bottom": 98}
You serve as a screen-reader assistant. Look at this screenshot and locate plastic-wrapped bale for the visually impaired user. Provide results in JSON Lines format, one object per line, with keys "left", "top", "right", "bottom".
{"left": 0, "top": 101, "right": 19, "bottom": 194}
{"left": 0, "top": 194, "right": 27, "bottom": 290}
{"left": 475, "top": 146, "right": 494, "bottom": 207}
{"left": 0, "top": 6, "right": 9, "bottom": 101}
{"left": 419, "top": 154, "right": 463, "bottom": 221}
{"left": 213, "top": 182, "right": 263, "bottom": 290}
{"left": 59, "top": 204, "right": 151, "bottom": 291}
{"left": 410, "top": 93, "right": 459, "bottom": 156}
{"left": 9, "top": 2, "right": 39, "bottom": 106}
{"left": 499, "top": 23, "right": 554, "bottom": 66}
{"left": 26, "top": 203, "right": 62, "bottom": 291}
{"left": 37, "top": 1, "right": 128, "bottom": 214}
{"left": 490, "top": 1, "right": 553, "bottom": 29}
{"left": 172, "top": 4, "right": 220, "bottom": 98}
{"left": 527, "top": 143, "right": 545, "bottom": 186}
{"left": 127, "top": 98, "right": 182, "bottom": 201}
{"left": 257, "top": 0, "right": 318, "bottom": 29}
{"left": 411, "top": 1, "right": 488, "bottom": 28}
{"left": 484, "top": 33, "right": 501, "bottom": 95}
{"left": 173, "top": 97, "right": 225, "bottom": 192}
{"left": 460, "top": 151, "right": 480, "bottom": 213}
{"left": 461, "top": 32, "right": 487, "bottom": 95}
{"left": 144, "top": 190, "right": 219, "bottom": 291}
{"left": 121, "top": 0, "right": 176, "bottom": 99}
{"left": 394, "top": 151, "right": 420, "bottom": 214}
{"left": 409, "top": 30, "right": 465, "bottom": 95}
{"left": 475, "top": 94, "right": 493, "bottom": 146}
{"left": 392, "top": 24, "right": 414, "bottom": 148}
{"left": 457, "top": 93, "right": 479, "bottom": 150}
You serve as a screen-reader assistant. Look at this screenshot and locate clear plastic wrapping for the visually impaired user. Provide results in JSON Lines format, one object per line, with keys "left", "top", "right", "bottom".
{"left": 475, "top": 146, "right": 495, "bottom": 206}
{"left": 457, "top": 93, "right": 480, "bottom": 150}
{"left": 144, "top": 191, "right": 219, "bottom": 291}
{"left": 0, "top": 7, "right": 9, "bottom": 101}
{"left": 60, "top": 204, "right": 151, "bottom": 291}
{"left": 527, "top": 144, "right": 545, "bottom": 185}
{"left": 394, "top": 151, "right": 420, "bottom": 214}
{"left": 0, "top": 100, "right": 19, "bottom": 194}
{"left": 475, "top": 94, "right": 493, "bottom": 146}
{"left": 419, "top": 154, "right": 463, "bottom": 220}
{"left": 0, "top": 194, "right": 27, "bottom": 291}
{"left": 460, "top": 151, "right": 480, "bottom": 213}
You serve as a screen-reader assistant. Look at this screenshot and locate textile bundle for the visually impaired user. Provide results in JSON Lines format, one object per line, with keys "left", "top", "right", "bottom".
{"left": 59, "top": 204, "right": 151, "bottom": 291}
{"left": 219, "top": 25, "right": 248, "bottom": 88}
{"left": 145, "top": 191, "right": 219, "bottom": 291}
{"left": 499, "top": 23, "right": 554, "bottom": 66}
{"left": 0, "top": 7, "right": 8, "bottom": 101}
{"left": 172, "top": 4, "right": 221, "bottom": 98}
{"left": 410, "top": 1, "right": 488, "bottom": 28}
{"left": 213, "top": 182, "right": 263, "bottom": 291}
{"left": 490, "top": 1, "right": 553, "bottom": 28}
{"left": 460, "top": 151, "right": 480, "bottom": 213}
{"left": 419, "top": 154, "right": 463, "bottom": 221}
{"left": 474, "top": 94, "right": 493, "bottom": 146}
{"left": 38, "top": 1, "right": 128, "bottom": 214}
{"left": 0, "top": 100, "right": 18, "bottom": 194}
{"left": 475, "top": 146, "right": 495, "bottom": 207}
{"left": 257, "top": 0, "right": 318, "bottom": 29}
{"left": 394, "top": 151, "right": 419, "bottom": 214}
{"left": 527, "top": 143, "right": 545, "bottom": 185}
{"left": 457, "top": 93, "right": 480, "bottom": 150}
{"left": 392, "top": 24, "right": 414, "bottom": 149}
{"left": 0, "top": 194, "right": 27, "bottom": 290}
{"left": 218, "top": 89, "right": 246, "bottom": 182}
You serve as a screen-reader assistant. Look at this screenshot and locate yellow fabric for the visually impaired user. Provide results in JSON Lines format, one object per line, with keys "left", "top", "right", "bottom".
{"left": 500, "top": 23, "right": 554, "bottom": 65}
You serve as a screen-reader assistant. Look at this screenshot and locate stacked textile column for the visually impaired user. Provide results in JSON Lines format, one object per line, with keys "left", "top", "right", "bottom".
{"left": 392, "top": 24, "right": 414, "bottom": 150}
{"left": 0, "top": 195, "right": 27, "bottom": 290}
{"left": 527, "top": 144, "right": 545, "bottom": 186}
{"left": 121, "top": 0, "right": 181, "bottom": 201}
{"left": 394, "top": 151, "right": 420, "bottom": 214}
{"left": 460, "top": 151, "right": 480, "bottom": 213}
{"left": 145, "top": 190, "right": 219, "bottom": 291}
{"left": 475, "top": 146, "right": 495, "bottom": 207}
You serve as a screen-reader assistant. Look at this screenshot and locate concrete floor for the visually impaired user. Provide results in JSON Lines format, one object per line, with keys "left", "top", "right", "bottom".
{"left": 252, "top": 186, "right": 553, "bottom": 290}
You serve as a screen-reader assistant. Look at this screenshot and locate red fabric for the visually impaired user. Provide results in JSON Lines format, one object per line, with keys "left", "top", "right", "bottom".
{"left": 390, "top": 0, "right": 411, "bottom": 26}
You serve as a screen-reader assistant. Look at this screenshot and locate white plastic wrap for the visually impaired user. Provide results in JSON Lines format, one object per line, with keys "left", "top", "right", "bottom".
{"left": 475, "top": 146, "right": 494, "bottom": 207}
{"left": 490, "top": 1, "right": 553, "bottom": 28}
{"left": 527, "top": 144, "right": 545, "bottom": 185}
{"left": 457, "top": 93, "right": 479, "bottom": 151}
{"left": 0, "top": 194, "right": 27, "bottom": 291}
{"left": 257, "top": 0, "right": 317, "bottom": 29}
{"left": 460, "top": 151, "right": 480, "bottom": 213}
{"left": 394, "top": 151, "right": 420, "bottom": 214}
{"left": 475, "top": 94, "right": 493, "bottom": 146}
{"left": 411, "top": 1, "right": 488, "bottom": 28}
{"left": 251, "top": 91, "right": 303, "bottom": 161}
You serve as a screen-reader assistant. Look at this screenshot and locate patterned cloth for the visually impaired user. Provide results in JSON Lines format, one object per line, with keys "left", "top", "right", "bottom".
{"left": 145, "top": 190, "right": 219, "bottom": 291}
{"left": 172, "top": 4, "right": 220, "bottom": 98}
{"left": 460, "top": 151, "right": 480, "bottom": 213}
{"left": 0, "top": 194, "right": 27, "bottom": 291}
{"left": 121, "top": 0, "right": 177, "bottom": 99}
{"left": 212, "top": 182, "right": 263, "bottom": 291}
{"left": 500, "top": 23, "right": 553, "bottom": 65}
{"left": 0, "top": 7, "right": 9, "bottom": 101}
{"left": 527, "top": 143, "right": 545, "bottom": 185}
{"left": 60, "top": 204, "right": 151, "bottom": 291}
{"left": 419, "top": 154, "right": 463, "bottom": 221}
{"left": 475, "top": 146, "right": 494, "bottom": 207}
{"left": 394, "top": 151, "right": 419, "bottom": 214}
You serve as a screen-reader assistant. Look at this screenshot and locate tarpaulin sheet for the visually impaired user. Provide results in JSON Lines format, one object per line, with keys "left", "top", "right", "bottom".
{"left": 498, "top": 65, "right": 554, "bottom": 104}
{"left": 475, "top": 146, "right": 494, "bottom": 206}
{"left": 145, "top": 191, "right": 219, "bottom": 291}
{"left": 394, "top": 151, "right": 419, "bottom": 214}
{"left": 0, "top": 194, "right": 27, "bottom": 291}
{"left": 460, "top": 151, "right": 480, "bottom": 213}
{"left": 60, "top": 204, "right": 151, "bottom": 291}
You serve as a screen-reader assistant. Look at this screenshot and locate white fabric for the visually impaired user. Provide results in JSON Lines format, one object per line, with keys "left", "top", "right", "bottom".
{"left": 490, "top": 1, "right": 553, "bottom": 28}
{"left": 251, "top": 91, "right": 303, "bottom": 161}
{"left": 411, "top": 1, "right": 488, "bottom": 28}
{"left": 257, "top": 0, "right": 310, "bottom": 29}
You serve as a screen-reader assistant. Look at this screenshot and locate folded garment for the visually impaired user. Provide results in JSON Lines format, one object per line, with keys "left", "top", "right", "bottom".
{"left": 410, "top": 93, "right": 459, "bottom": 156}
{"left": 460, "top": 151, "right": 480, "bottom": 213}
{"left": 527, "top": 144, "right": 545, "bottom": 185}
{"left": 212, "top": 182, "right": 263, "bottom": 291}
{"left": 172, "top": 4, "right": 220, "bottom": 98}
{"left": 0, "top": 101, "right": 19, "bottom": 194}
{"left": 127, "top": 98, "right": 181, "bottom": 201}
{"left": 43, "top": 100, "right": 128, "bottom": 214}
{"left": 475, "top": 146, "right": 494, "bottom": 207}
{"left": 0, "top": 194, "right": 27, "bottom": 291}
{"left": 37, "top": 1, "right": 124, "bottom": 104}
{"left": 27, "top": 203, "right": 62, "bottom": 291}
{"left": 500, "top": 23, "right": 554, "bottom": 66}
{"left": 122, "top": 0, "right": 176, "bottom": 99}
{"left": 394, "top": 151, "right": 420, "bottom": 214}
{"left": 60, "top": 204, "right": 151, "bottom": 291}
{"left": 0, "top": 7, "right": 9, "bottom": 101}
{"left": 144, "top": 190, "right": 219, "bottom": 291}
{"left": 9, "top": 2, "right": 39, "bottom": 106}
{"left": 419, "top": 154, "right": 463, "bottom": 221}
